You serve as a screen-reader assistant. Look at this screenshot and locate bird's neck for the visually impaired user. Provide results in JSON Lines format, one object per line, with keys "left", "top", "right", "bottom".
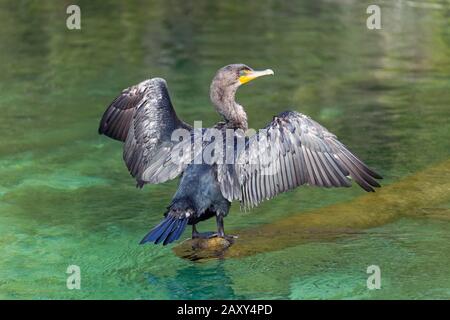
{"left": 210, "top": 84, "right": 248, "bottom": 131}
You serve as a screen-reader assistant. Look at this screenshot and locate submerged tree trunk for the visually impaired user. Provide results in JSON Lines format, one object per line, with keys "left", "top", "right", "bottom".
{"left": 174, "top": 159, "right": 450, "bottom": 261}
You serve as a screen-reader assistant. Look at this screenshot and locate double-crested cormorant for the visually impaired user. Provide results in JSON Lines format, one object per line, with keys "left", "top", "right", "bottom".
{"left": 99, "top": 64, "right": 382, "bottom": 245}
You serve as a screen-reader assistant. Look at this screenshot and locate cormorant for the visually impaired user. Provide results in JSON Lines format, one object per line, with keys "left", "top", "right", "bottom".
{"left": 98, "top": 64, "right": 382, "bottom": 246}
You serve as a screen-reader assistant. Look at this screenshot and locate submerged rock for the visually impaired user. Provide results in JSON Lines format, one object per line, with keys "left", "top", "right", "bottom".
{"left": 173, "top": 237, "right": 234, "bottom": 261}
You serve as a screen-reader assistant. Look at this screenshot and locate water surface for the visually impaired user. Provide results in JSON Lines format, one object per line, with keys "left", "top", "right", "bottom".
{"left": 0, "top": 0, "right": 449, "bottom": 299}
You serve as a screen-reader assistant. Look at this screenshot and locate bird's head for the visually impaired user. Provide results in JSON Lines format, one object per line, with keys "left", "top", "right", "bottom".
{"left": 212, "top": 64, "right": 274, "bottom": 90}
{"left": 210, "top": 64, "right": 274, "bottom": 130}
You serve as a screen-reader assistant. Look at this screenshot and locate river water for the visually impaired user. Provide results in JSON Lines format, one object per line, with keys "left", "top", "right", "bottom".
{"left": 0, "top": 0, "right": 449, "bottom": 299}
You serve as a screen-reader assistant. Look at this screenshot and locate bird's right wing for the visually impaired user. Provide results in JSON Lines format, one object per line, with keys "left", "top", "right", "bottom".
{"left": 99, "top": 79, "right": 154, "bottom": 142}
{"left": 99, "top": 78, "right": 192, "bottom": 187}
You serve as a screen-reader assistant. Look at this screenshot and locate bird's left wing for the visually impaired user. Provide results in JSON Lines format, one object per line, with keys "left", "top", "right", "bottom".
{"left": 218, "top": 111, "right": 382, "bottom": 208}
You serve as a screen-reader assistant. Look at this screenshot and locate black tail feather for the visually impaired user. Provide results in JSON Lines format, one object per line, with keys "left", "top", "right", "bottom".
{"left": 140, "top": 216, "right": 188, "bottom": 245}
{"left": 165, "top": 219, "right": 188, "bottom": 245}
{"left": 155, "top": 218, "right": 178, "bottom": 244}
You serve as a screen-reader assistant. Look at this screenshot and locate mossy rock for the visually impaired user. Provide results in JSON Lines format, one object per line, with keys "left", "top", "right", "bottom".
{"left": 173, "top": 237, "right": 234, "bottom": 261}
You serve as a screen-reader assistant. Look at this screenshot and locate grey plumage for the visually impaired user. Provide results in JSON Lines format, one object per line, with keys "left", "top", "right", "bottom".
{"left": 219, "top": 111, "right": 382, "bottom": 209}
{"left": 99, "top": 64, "right": 382, "bottom": 245}
{"left": 99, "top": 78, "right": 191, "bottom": 187}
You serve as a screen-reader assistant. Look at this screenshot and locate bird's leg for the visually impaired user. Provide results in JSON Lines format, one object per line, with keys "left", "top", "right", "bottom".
{"left": 216, "top": 214, "right": 225, "bottom": 237}
{"left": 191, "top": 224, "right": 216, "bottom": 239}
{"left": 216, "top": 214, "right": 238, "bottom": 240}
{"left": 192, "top": 224, "right": 199, "bottom": 238}
{"left": 190, "top": 214, "right": 238, "bottom": 241}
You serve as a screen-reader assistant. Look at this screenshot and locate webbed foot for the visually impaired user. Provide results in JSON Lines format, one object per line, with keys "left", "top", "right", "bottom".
{"left": 192, "top": 231, "right": 217, "bottom": 239}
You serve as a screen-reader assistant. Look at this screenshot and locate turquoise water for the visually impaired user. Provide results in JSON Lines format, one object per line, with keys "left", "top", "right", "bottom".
{"left": 0, "top": 0, "right": 449, "bottom": 299}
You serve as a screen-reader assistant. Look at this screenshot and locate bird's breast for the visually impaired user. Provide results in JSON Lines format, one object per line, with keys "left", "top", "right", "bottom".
{"left": 173, "top": 164, "right": 226, "bottom": 214}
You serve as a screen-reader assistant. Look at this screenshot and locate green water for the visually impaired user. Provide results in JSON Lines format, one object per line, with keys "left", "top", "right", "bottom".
{"left": 0, "top": 0, "right": 450, "bottom": 299}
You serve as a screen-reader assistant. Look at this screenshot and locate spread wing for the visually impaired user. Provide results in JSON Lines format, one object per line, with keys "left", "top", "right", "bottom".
{"left": 99, "top": 78, "right": 192, "bottom": 186}
{"left": 218, "top": 111, "right": 382, "bottom": 208}
{"left": 99, "top": 79, "right": 153, "bottom": 142}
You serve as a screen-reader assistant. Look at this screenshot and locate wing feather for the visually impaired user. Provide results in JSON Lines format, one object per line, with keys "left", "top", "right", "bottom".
{"left": 99, "top": 79, "right": 155, "bottom": 142}
{"left": 219, "top": 111, "right": 382, "bottom": 208}
{"left": 99, "top": 78, "right": 192, "bottom": 186}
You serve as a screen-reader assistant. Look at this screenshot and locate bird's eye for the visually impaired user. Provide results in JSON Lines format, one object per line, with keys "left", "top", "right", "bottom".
{"left": 239, "top": 69, "right": 248, "bottom": 76}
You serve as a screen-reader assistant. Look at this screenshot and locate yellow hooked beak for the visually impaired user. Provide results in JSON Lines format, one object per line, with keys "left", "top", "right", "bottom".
{"left": 239, "top": 69, "right": 274, "bottom": 85}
